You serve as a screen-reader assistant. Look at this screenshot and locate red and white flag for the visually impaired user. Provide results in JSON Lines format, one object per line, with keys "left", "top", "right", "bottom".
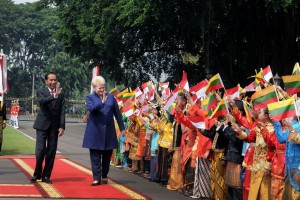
{"left": 141, "top": 101, "right": 150, "bottom": 112}
{"left": 263, "top": 65, "right": 273, "bottom": 82}
{"left": 163, "top": 86, "right": 179, "bottom": 111}
{"left": 159, "top": 82, "right": 169, "bottom": 91}
{"left": 90, "top": 65, "right": 100, "bottom": 93}
{"left": 162, "top": 87, "right": 170, "bottom": 100}
{"left": 133, "top": 87, "right": 143, "bottom": 98}
{"left": 190, "top": 79, "right": 208, "bottom": 99}
{"left": 141, "top": 81, "right": 151, "bottom": 93}
{"left": 226, "top": 85, "right": 240, "bottom": 100}
{"left": 139, "top": 92, "right": 146, "bottom": 103}
{"left": 187, "top": 116, "right": 206, "bottom": 129}
{"left": 122, "top": 103, "right": 134, "bottom": 117}
{"left": 179, "top": 71, "right": 189, "bottom": 92}
{"left": 147, "top": 88, "right": 155, "bottom": 101}
{"left": 243, "top": 82, "right": 256, "bottom": 92}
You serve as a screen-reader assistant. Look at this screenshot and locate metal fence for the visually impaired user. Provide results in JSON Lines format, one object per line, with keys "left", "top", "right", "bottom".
{"left": 5, "top": 97, "right": 87, "bottom": 120}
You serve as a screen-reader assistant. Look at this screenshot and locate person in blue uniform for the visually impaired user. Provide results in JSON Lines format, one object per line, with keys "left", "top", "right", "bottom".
{"left": 83, "top": 76, "right": 125, "bottom": 186}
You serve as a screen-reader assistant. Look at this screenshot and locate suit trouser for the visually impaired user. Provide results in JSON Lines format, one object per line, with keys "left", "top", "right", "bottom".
{"left": 33, "top": 126, "right": 58, "bottom": 178}
{"left": 89, "top": 149, "right": 113, "bottom": 181}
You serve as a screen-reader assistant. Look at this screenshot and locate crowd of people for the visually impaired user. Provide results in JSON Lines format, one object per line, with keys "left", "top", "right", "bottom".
{"left": 107, "top": 77, "right": 300, "bottom": 200}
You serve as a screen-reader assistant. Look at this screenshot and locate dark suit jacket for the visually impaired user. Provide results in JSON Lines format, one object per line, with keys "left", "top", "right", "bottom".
{"left": 217, "top": 125, "right": 244, "bottom": 164}
{"left": 33, "top": 87, "right": 65, "bottom": 131}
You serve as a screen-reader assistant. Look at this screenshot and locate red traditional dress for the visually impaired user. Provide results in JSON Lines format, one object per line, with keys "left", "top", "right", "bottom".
{"left": 261, "top": 124, "right": 286, "bottom": 200}
{"left": 231, "top": 106, "right": 256, "bottom": 200}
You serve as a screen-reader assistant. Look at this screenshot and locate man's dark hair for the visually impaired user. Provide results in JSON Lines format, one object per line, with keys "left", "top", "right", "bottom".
{"left": 44, "top": 72, "right": 57, "bottom": 80}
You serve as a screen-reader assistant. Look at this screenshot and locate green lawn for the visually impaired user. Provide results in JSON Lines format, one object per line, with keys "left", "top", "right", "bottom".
{"left": 1, "top": 126, "right": 35, "bottom": 155}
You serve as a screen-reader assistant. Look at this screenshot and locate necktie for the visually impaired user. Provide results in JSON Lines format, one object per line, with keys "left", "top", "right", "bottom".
{"left": 50, "top": 90, "right": 56, "bottom": 107}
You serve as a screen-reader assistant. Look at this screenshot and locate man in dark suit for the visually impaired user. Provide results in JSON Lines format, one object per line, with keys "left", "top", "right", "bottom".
{"left": 31, "top": 72, "right": 65, "bottom": 184}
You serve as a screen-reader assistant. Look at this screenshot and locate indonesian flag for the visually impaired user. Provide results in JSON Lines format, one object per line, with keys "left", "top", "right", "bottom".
{"left": 159, "top": 82, "right": 169, "bottom": 91}
{"left": 133, "top": 87, "right": 143, "bottom": 98}
{"left": 263, "top": 65, "right": 273, "bottom": 82}
{"left": 190, "top": 79, "right": 208, "bottom": 99}
{"left": 139, "top": 92, "right": 146, "bottom": 103}
{"left": 0, "top": 54, "right": 8, "bottom": 94}
{"left": 187, "top": 116, "right": 206, "bottom": 129}
{"left": 141, "top": 101, "right": 150, "bottom": 112}
{"left": 122, "top": 103, "right": 134, "bottom": 117}
{"left": 243, "top": 82, "right": 256, "bottom": 92}
{"left": 90, "top": 65, "right": 100, "bottom": 94}
{"left": 163, "top": 86, "right": 179, "bottom": 111}
{"left": 226, "top": 85, "right": 240, "bottom": 100}
{"left": 161, "top": 88, "right": 170, "bottom": 100}
{"left": 179, "top": 71, "right": 189, "bottom": 92}
{"left": 147, "top": 88, "right": 155, "bottom": 101}
{"left": 141, "top": 81, "right": 151, "bottom": 93}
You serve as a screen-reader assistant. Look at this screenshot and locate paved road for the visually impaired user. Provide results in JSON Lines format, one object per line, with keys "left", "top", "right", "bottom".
{"left": 10, "top": 121, "right": 190, "bottom": 200}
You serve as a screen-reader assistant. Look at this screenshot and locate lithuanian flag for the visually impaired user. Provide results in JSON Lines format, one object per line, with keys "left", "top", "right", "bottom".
{"left": 251, "top": 86, "right": 278, "bottom": 110}
{"left": 205, "top": 73, "right": 224, "bottom": 95}
{"left": 292, "top": 62, "right": 300, "bottom": 75}
{"left": 267, "top": 98, "right": 297, "bottom": 122}
{"left": 209, "top": 99, "right": 228, "bottom": 119}
{"left": 202, "top": 93, "right": 218, "bottom": 113}
{"left": 116, "top": 88, "right": 129, "bottom": 98}
{"left": 282, "top": 74, "right": 300, "bottom": 95}
{"left": 123, "top": 92, "right": 135, "bottom": 101}
{"left": 109, "top": 87, "right": 118, "bottom": 96}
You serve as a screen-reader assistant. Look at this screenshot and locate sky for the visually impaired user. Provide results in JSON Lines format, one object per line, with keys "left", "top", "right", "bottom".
{"left": 13, "top": 0, "right": 38, "bottom": 4}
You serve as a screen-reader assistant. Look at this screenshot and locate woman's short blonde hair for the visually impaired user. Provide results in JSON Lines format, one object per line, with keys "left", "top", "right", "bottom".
{"left": 91, "top": 76, "right": 106, "bottom": 87}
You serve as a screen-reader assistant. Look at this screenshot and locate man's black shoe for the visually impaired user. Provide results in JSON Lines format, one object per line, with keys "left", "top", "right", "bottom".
{"left": 42, "top": 177, "right": 52, "bottom": 184}
{"left": 30, "top": 176, "right": 41, "bottom": 182}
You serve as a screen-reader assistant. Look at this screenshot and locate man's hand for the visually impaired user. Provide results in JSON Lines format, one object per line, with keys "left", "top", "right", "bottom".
{"left": 58, "top": 128, "right": 64, "bottom": 137}
{"left": 55, "top": 82, "right": 62, "bottom": 97}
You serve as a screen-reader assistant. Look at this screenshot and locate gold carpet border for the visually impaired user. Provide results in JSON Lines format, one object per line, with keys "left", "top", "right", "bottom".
{"left": 0, "top": 184, "right": 34, "bottom": 186}
{"left": 61, "top": 159, "right": 147, "bottom": 200}
{"left": 13, "top": 158, "right": 63, "bottom": 198}
{"left": 0, "top": 194, "right": 41, "bottom": 197}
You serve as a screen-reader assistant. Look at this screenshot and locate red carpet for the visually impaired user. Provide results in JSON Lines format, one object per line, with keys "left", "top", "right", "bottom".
{"left": 11, "top": 157, "right": 150, "bottom": 199}
{"left": 0, "top": 184, "right": 42, "bottom": 198}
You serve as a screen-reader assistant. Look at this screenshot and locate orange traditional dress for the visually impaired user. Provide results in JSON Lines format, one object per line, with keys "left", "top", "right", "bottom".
{"left": 261, "top": 123, "right": 285, "bottom": 200}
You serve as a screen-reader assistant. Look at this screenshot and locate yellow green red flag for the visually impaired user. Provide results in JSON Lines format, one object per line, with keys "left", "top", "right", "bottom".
{"left": 267, "top": 98, "right": 297, "bottom": 122}
{"left": 205, "top": 73, "right": 224, "bottom": 95}
{"left": 209, "top": 99, "right": 228, "bottom": 119}
{"left": 282, "top": 74, "right": 300, "bottom": 95}
{"left": 251, "top": 86, "right": 278, "bottom": 110}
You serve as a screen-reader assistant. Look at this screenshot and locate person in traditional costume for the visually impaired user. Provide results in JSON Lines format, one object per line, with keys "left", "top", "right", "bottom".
{"left": 200, "top": 117, "right": 228, "bottom": 200}
{"left": 174, "top": 96, "right": 213, "bottom": 199}
{"left": 257, "top": 108, "right": 285, "bottom": 200}
{"left": 229, "top": 99, "right": 256, "bottom": 200}
{"left": 219, "top": 114, "right": 244, "bottom": 200}
{"left": 232, "top": 108, "right": 271, "bottom": 200}
{"left": 156, "top": 109, "right": 173, "bottom": 186}
{"left": 167, "top": 92, "right": 187, "bottom": 191}
{"left": 273, "top": 118, "right": 300, "bottom": 200}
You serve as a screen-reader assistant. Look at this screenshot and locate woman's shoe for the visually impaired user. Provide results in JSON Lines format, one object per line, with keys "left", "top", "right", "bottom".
{"left": 91, "top": 180, "right": 101, "bottom": 186}
{"left": 102, "top": 178, "right": 108, "bottom": 184}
